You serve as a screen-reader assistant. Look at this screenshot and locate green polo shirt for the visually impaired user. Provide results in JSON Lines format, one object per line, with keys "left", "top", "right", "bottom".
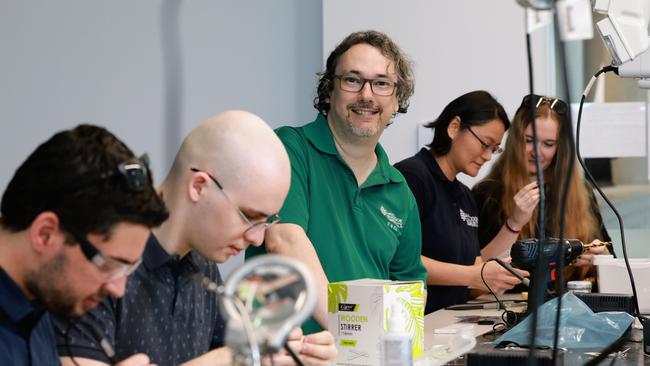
{"left": 247, "top": 114, "right": 426, "bottom": 333}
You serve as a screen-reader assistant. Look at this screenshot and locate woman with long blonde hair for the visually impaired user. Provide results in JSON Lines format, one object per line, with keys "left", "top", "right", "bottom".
{"left": 473, "top": 94, "right": 610, "bottom": 283}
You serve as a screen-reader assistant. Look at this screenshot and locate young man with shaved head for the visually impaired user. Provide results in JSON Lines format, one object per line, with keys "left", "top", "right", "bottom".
{"left": 55, "top": 111, "right": 336, "bottom": 366}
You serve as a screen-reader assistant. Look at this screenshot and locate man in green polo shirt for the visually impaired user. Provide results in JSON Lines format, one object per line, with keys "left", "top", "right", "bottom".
{"left": 247, "top": 30, "right": 426, "bottom": 334}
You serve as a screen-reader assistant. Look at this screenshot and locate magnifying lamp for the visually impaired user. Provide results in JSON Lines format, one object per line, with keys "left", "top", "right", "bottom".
{"left": 199, "top": 255, "right": 316, "bottom": 366}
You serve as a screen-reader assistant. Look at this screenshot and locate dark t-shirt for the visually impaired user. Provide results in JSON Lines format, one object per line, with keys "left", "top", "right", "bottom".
{"left": 472, "top": 179, "right": 611, "bottom": 249}
{"left": 0, "top": 267, "right": 60, "bottom": 366}
{"left": 395, "top": 148, "right": 481, "bottom": 314}
{"left": 53, "top": 234, "right": 225, "bottom": 366}
{"left": 472, "top": 179, "right": 612, "bottom": 289}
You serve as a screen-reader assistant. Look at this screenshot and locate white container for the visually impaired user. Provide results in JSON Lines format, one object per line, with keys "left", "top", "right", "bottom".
{"left": 567, "top": 280, "right": 592, "bottom": 294}
{"left": 594, "top": 255, "right": 650, "bottom": 313}
{"left": 381, "top": 305, "right": 413, "bottom": 366}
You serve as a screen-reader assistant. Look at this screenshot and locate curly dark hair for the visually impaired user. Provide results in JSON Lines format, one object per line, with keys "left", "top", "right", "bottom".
{"left": 313, "top": 30, "right": 415, "bottom": 115}
{"left": 0, "top": 124, "right": 168, "bottom": 238}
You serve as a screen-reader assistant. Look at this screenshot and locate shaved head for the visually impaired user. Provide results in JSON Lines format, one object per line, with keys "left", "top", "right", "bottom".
{"left": 155, "top": 110, "right": 290, "bottom": 261}
{"left": 173, "top": 111, "right": 289, "bottom": 187}
{"left": 164, "top": 110, "right": 290, "bottom": 219}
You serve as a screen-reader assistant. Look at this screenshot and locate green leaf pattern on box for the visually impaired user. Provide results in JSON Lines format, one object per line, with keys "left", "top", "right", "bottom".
{"left": 384, "top": 283, "right": 425, "bottom": 356}
{"left": 328, "top": 283, "right": 348, "bottom": 313}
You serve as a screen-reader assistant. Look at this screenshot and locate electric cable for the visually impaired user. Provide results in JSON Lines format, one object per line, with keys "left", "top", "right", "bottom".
{"left": 480, "top": 261, "right": 505, "bottom": 310}
{"left": 480, "top": 261, "right": 520, "bottom": 334}
{"left": 516, "top": 5, "right": 626, "bottom": 364}
{"left": 198, "top": 274, "right": 262, "bottom": 366}
{"left": 550, "top": 0, "right": 578, "bottom": 361}
{"left": 583, "top": 331, "right": 629, "bottom": 366}
{"left": 284, "top": 342, "right": 305, "bottom": 366}
{"left": 575, "top": 65, "right": 641, "bottom": 319}
{"left": 550, "top": 8, "right": 636, "bottom": 365}
{"left": 231, "top": 296, "right": 262, "bottom": 366}
{"left": 62, "top": 318, "right": 117, "bottom": 366}
{"left": 575, "top": 65, "right": 643, "bottom": 364}
{"left": 523, "top": 11, "right": 550, "bottom": 366}
{"left": 83, "top": 318, "right": 117, "bottom": 365}
{"left": 64, "top": 321, "right": 83, "bottom": 366}
{"left": 480, "top": 261, "right": 508, "bottom": 334}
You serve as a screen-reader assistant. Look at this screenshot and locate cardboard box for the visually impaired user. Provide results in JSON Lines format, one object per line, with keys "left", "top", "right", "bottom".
{"left": 328, "top": 279, "right": 425, "bottom": 366}
{"left": 594, "top": 255, "right": 650, "bottom": 313}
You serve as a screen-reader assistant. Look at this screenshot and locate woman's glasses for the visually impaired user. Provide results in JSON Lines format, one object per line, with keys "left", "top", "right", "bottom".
{"left": 466, "top": 126, "right": 503, "bottom": 154}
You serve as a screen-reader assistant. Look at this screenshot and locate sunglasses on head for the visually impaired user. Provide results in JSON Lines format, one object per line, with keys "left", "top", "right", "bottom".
{"left": 56, "top": 154, "right": 153, "bottom": 204}
{"left": 100, "top": 154, "right": 152, "bottom": 192}
{"left": 520, "top": 94, "right": 568, "bottom": 115}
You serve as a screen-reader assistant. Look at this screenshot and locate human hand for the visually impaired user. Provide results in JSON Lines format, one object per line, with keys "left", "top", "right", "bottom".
{"left": 115, "top": 354, "right": 156, "bottom": 366}
{"left": 298, "top": 330, "right": 337, "bottom": 365}
{"left": 573, "top": 240, "right": 610, "bottom": 267}
{"left": 508, "top": 181, "right": 540, "bottom": 231}
{"left": 474, "top": 260, "right": 529, "bottom": 293}
{"left": 271, "top": 328, "right": 336, "bottom": 365}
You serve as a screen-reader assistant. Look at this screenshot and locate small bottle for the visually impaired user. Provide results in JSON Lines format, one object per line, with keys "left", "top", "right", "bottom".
{"left": 567, "top": 280, "right": 592, "bottom": 294}
{"left": 381, "top": 304, "right": 413, "bottom": 366}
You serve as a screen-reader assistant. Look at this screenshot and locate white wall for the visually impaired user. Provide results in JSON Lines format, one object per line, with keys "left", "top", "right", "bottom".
{"left": 0, "top": 0, "right": 322, "bottom": 276}
{"left": 0, "top": 0, "right": 322, "bottom": 190}
{"left": 0, "top": 1, "right": 166, "bottom": 188}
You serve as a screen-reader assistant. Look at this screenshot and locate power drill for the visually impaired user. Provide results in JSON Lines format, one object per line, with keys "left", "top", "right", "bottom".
{"left": 510, "top": 238, "right": 611, "bottom": 281}
{"left": 511, "top": 238, "right": 582, "bottom": 275}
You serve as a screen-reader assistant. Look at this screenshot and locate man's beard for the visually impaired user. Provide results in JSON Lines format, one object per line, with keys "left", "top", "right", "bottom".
{"left": 344, "top": 101, "right": 384, "bottom": 137}
{"left": 346, "top": 123, "right": 379, "bottom": 137}
{"left": 25, "top": 251, "right": 80, "bottom": 318}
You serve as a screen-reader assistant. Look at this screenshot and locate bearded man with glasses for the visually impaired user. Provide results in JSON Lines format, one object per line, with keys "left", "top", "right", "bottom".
{"left": 0, "top": 125, "right": 168, "bottom": 366}
{"left": 247, "top": 31, "right": 427, "bottom": 334}
{"left": 55, "top": 111, "right": 336, "bottom": 366}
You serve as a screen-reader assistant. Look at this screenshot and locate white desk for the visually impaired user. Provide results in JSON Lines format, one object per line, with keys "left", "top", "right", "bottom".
{"left": 420, "top": 295, "right": 648, "bottom": 366}
{"left": 423, "top": 295, "right": 526, "bottom": 349}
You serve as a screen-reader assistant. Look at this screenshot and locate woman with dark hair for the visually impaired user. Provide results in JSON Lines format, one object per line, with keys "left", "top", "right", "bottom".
{"left": 395, "top": 90, "right": 532, "bottom": 314}
{"left": 473, "top": 94, "right": 610, "bottom": 286}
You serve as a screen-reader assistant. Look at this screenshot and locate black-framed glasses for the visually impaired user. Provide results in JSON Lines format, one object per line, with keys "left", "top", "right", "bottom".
{"left": 333, "top": 74, "right": 397, "bottom": 96}
{"left": 190, "top": 168, "right": 281, "bottom": 236}
{"left": 465, "top": 126, "right": 503, "bottom": 154}
{"left": 520, "top": 94, "right": 568, "bottom": 115}
{"left": 71, "top": 230, "right": 142, "bottom": 281}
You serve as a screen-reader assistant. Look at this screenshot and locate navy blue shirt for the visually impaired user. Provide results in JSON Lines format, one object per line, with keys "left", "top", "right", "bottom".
{"left": 0, "top": 267, "right": 60, "bottom": 366}
{"left": 53, "top": 234, "right": 225, "bottom": 366}
{"left": 395, "top": 148, "right": 481, "bottom": 314}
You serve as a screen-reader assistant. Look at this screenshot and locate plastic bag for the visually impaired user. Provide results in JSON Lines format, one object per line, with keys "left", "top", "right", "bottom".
{"left": 495, "top": 292, "right": 634, "bottom": 349}
{"left": 414, "top": 325, "right": 476, "bottom": 366}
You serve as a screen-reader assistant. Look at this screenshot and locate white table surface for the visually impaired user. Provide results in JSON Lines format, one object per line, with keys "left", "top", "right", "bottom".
{"left": 423, "top": 294, "right": 526, "bottom": 349}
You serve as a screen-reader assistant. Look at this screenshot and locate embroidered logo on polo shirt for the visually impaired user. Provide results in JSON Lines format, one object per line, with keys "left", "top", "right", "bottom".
{"left": 459, "top": 208, "right": 478, "bottom": 228}
{"left": 380, "top": 205, "right": 403, "bottom": 232}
